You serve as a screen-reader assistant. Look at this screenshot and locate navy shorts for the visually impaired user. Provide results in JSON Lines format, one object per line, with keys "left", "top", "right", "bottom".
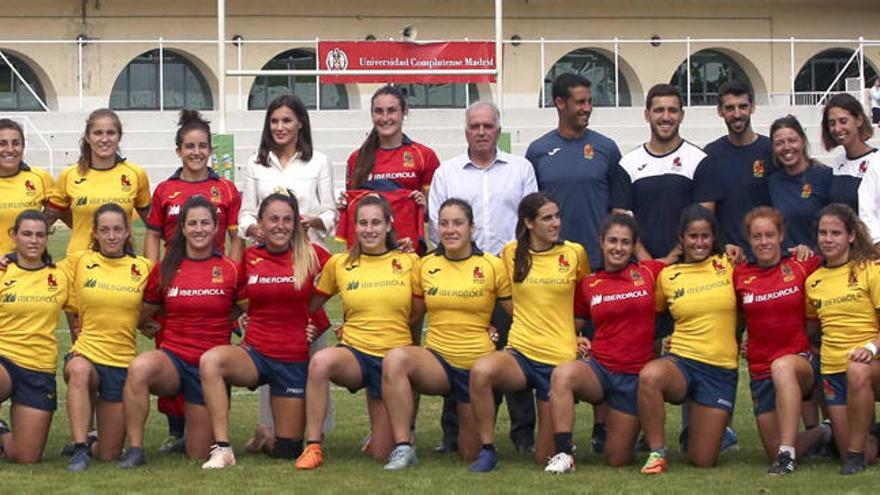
{"left": 428, "top": 349, "right": 471, "bottom": 403}
{"left": 586, "top": 358, "right": 639, "bottom": 416}
{"left": 509, "top": 349, "right": 554, "bottom": 402}
{"left": 0, "top": 355, "right": 56, "bottom": 412}
{"left": 244, "top": 346, "right": 307, "bottom": 398}
{"left": 341, "top": 345, "right": 384, "bottom": 400}
{"left": 750, "top": 352, "right": 816, "bottom": 416}
{"left": 668, "top": 354, "right": 738, "bottom": 413}
{"left": 65, "top": 353, "right": 127, "bottom": 402}
{"left": 821, "top": 372, "right": 847, "bottom": 406}
{"left": 161, "top": 349, "right": 205, "bottom": 405}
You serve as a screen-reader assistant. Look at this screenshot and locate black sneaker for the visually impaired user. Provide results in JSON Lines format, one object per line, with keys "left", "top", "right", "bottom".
{"left": 67, "top": 449, "right": 91, "bottom": 472}
{"left": 840, "top": 452, "right": 866, "bottom": 475}
{"left": 118, "top": 447, "right": 146, "bottom": 469}
{"left": 61, "top": 430, "right": 97, "bottom": 457}
{"left": 591, "top": 423, "right": 607, "bottom": 455}
{"left": 767, "top": 451, "right": 796, "bottom": 475}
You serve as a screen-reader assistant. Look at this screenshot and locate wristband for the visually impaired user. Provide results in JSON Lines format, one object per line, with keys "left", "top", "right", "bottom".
{"left": 864, "top": 342, "right": 878, "bottom": 357}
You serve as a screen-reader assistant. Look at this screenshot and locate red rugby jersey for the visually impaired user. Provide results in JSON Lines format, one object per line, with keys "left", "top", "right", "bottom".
{"left": 336, "top": 189, "right": 424, "bottom": 248}
{"left": 575, "top": 260, "right": 664, "bottom": 374}
{"left": 146, "top": 168, "right": 241, "bottom": 252}
{"left": 238, "top": 244, "right": 330, "bottom": 362}
{"left": 345, "top": 136, "right": 439, "bottom": 192}
{"left": 734, "top": 256, "right": 822, "bottom": 379}
{"left": 144, "top": 254, "right": 241, "bottom": 364}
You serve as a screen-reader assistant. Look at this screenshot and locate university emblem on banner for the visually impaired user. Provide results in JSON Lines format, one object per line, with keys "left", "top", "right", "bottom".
{"left": 325, "top": 48, "right": 349, "bottom": 71}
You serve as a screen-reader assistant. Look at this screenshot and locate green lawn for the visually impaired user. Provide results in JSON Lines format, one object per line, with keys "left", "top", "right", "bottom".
{"left": 2, "top": 224, "right": 880, "bottom": 492}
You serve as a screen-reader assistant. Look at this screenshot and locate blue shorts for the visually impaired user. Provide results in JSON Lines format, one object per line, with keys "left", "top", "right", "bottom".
{"left": 586, "top": 358, "right": 639, "bottom": 416}
{"left": 509, "top": 349, "right": 554, "bottom": 402}
{"left": 0, "top": 355, "right": 56, "bottom": 412}
{"left": 750, "top": 353, "right": 816, "bottom": 416}
{"left": 341, "top": 345, "right": 383, "bottom": 400}
{"left": 161, "top": 349, "right": 204, "bottom": 405}
{"left": 428, "top": 350, "right": 471, "bottom": 403}
{"left": 244, "top": 346, "right": 307, "bottom": 398}
{"left": 65, "top": 353, "right": 127, "bottom": 402}
{"left": 822, "top": 372, "right": 847, "bottom": 406}
{"left": 668, "top": 354, "right": 738, "bottom": 413}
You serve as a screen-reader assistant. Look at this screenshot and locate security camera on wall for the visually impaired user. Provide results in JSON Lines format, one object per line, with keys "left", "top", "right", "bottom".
{"left": 401, "top": 25, "right": 418, "bottom": 42}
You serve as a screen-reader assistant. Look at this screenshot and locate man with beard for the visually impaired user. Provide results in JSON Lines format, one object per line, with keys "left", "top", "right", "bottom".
{"left": 702, "top": 80, "right": 775, "bottom": 259}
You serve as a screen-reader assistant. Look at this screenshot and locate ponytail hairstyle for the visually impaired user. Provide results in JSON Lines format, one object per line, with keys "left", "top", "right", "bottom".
{"left": 345, "top": 194, "right": 397, "bottom": 266}
{"left": 0, "top": 118, "right": 25, "bottom": 149}
{"left": 175, "top": 109, "right": 212, "bottom": 150}
{"left": 816, "top": 203, "right": 880, "bottom": 279}
{"left": 351, "top": 85, "right": 407, "bottom": 188}
{"left": 513, "top": 192, "right": 558, "bottom": 283}
{"left": 257, "top": 192, "right": 318, "bottom": 290}
{"left": 77, "top": 108, "right": 124, "bottom": 175}
{"left": 434, "top": 198, "right": 480, "bottom": 257}
{"left": 257, "top": 94, "right": 314, "bottom": 167}
{"left": 89, "top": 202, "right": 136, "bottom": 257}
{"left": 160, "top": 195, "right": 217, "bottom": 290}
{"left": 10, "top": 209, "right": 53, "bottom": 266}
{"left": 770, "top": 115, "right": 819, "bottom": 168}
{"left": 821, "top": 93, "right": 874, "bottom": 151}
{"left": 676, "top": 204, "right": 725, "bottom": 262}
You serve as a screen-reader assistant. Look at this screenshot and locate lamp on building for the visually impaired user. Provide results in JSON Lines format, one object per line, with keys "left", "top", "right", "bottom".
{"left": 511, "top": 34, "right": 522, "bottom": 47}
{"left": 232, "top": 35, "right": 244, "bottom": 47}
{"left": 650, "top": 35, "right": 662, "bottom": 47}
{"left": 365, "top": 34, "right": 377, "bottom": 41}
{"left": 75, "top": 34, "right": 89, "bottom": 45}
{"left": 401, "top": 25, "right": 418, "bottom": 42}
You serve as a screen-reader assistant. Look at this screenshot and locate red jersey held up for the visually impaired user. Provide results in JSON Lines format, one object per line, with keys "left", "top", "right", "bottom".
{"left": 238, "top": 244, "right": 330, "bottom": 362}
{"left": 336, "top": 189, "right": 424, "bottom": 248}
{"left": 734, "top": 256, "right": 822, "bottom": 379}
{"left": 144, "top": 254, "right": 241, "bottom": 364}
{"left": 146, "top": 168, "right": 241, "bottom": 252}
{"left": 575, "top": 260, "right": 664, "bottom": 374}
{"left": 345, "top": 135, "right": 439, "bottom": 192}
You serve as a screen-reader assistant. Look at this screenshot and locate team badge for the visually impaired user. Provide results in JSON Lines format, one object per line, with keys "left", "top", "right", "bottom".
{"left": 131, "top": 263, "right": 143, "bottom": 281}
{"left": 24, "top": 179, "right": 36, "bottom": 196}
{"left": 630, "top": 269, "right": 644, "bottom": 286}
{"left": 473, "top": 266, "right": 486, "bottom": 284}
{"left": 671, "top": 157, "right": 682, "bottom": 171}
{"left": 402, "top": 151, "right": 416, "bottom": 168}
{"left": 712, "top": 258, "right": 726, "bottom": 274}
{"left": 849, "top": 271, "right": 859, "bottom": 287}
{"left": 47, "top": 273, "right": 58, "bottom": 290}
{"left": 210, "top": 186, "right": 221, "bottom": 203}
{"left": 742, "top": 275, "right": 757, "bottom": 285}
{"left": 860, "top": 160, "right": 868, "bottom": 175}
{"left": 753, "top": 160, "right": 765, "bottom": 178}
{"left": 583, "top": 144, "right": 594, "bottom": 160}
{"left": 781, "top": 263, "right": 795, "bottom": 282}
{"left": 801, "top": 183, "right": 812, "bottom": 199}
{"left": 558, "top": 254, "right": 571, "bottom": 272}
{"left": 391, "top": 258, "right": 403, "bottom": 275}
{"left": 120, "top": 174, "right": 132, "bottom": 192}
{"left": 211, "top": 265, "right": 224, "bottom": 284}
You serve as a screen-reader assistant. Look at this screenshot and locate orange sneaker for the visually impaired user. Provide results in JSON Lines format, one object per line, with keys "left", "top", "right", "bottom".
{"left": 641, "top": 452, "right": 668, "bottom": 475}
{"left": 295, "top": 443, "right": 324, "bottom": 470}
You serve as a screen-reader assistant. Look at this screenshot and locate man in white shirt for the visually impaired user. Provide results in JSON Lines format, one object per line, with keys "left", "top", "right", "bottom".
{"left": 428, "top": 100, "right": 538, "bottom": 454}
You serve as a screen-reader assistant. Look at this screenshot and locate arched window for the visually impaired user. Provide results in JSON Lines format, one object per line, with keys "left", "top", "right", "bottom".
{"left": 543, "top": 49, "right": 631, "bottom": 107}
{"left": 671, "top": 49, "right": 751, "bottom": 106}
{"left": 795, "top": 48, "right": 878, "bottom": 93}
{"left": 397, "top": 83, "right": 479, "bottom": 109}
{"left": 110, "top": 49, "right": 213, "bottom": 110}
{"left": 248, "top": 49, "right": 348, "bottom": 110}
{"left": 0, "top": 54, "right": 47, "bottom": 111}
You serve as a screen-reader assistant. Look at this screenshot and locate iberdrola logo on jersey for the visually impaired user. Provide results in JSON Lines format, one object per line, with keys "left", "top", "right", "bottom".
{"left": 427, "top": 286, "right": 439, "bottom": 296}
{"left": 120, "top": 174, "right": 132, "bottom": 192}
{"left": 473, "top": 266, "right": 485, "bottom": 284}
{"left": 558, "top": 254, "right": 571, "bottom": 272}
{"left": 391, "top": 258, "right": 403, "bottom": 275}
{"left": 24, "top": 179, "right": 36, "bottom": 196}
{"left": 753, "top": 160, "right": 765, "bottom": 178}
{"left": 131, "top": 263, "right": 143, "bottom": 281}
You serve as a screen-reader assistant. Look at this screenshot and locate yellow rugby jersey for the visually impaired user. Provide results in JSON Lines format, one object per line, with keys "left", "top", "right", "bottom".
{"left": 806, "top": 262, "right": 880, "bottom": 374}
{"left": 47, "top": 162, "right": 150, "bottom": 254}
{"left": 656, "top": 255, "right": 738, "bottom": 369}
{"left": 0, "top": 262, "right": 71, "bottom": 372}
{"left": 61, "top": 250, "right": 152, "bottom": 368}
{"left": 502, "top": 240, "right": 589, "bottom": 366}
{"left": 0, "top": 165, "right": 53, "bottom": 255}
{"left": 316, "top": 251, "right": 418, "bottom": 357}
{"left": 416, "top": 252, "right": 511, "bottom": 369}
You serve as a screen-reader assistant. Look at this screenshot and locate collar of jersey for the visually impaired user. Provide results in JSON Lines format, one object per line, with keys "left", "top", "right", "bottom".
{"left": 642, "top": 139, "right": 686, "bottom": 159}
{"left": 845, "top": 147, "right": 879, "bottom": 161}
{"left": 168, "top": 166, "right": 220, "bottom": 182}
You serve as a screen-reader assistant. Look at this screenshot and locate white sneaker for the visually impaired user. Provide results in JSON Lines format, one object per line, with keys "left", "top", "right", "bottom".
{"left": 384, "top": 444, "right": 418, "bottom": 470}
{"left": 201, "top": 444, "right": 236, "bottom": 469}
{"left": 544, "top": 452, "right": 575, "bottom": 474}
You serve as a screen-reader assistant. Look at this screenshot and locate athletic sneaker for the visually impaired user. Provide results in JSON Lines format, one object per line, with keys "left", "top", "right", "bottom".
{"left": 641, "top": 452, "right": 668, "bottom": 475}
{"left": 840, "top": 452, "right": 866, "bottom": 475}
{"left": 117, "top": 447, "right": 146, "bottom": 469}
{"left": 384, "top": 445, "right": 418, "bottom": 471}
{"left": 468, "top": 448, "right": 498, "bottom": 473}
{"left": 61, "top": 430, "right": 97, "bottom": 457}
{"left": 158, "top": 435, "right": 185, "bottom": 454}
{"left": 720, "top": 426, "right": 739, "bottom": 452}
{"left": 202, "top": 444, "right": 236, "bottom": 469}
{"left": 295, "top": 443, "right": 324, "bottom": 470}
{"left": 544, "top": 452, "right": 575, "bottom": 474}
{"left": 767, "top": 451, "right": 796, "bottom": 475}
{"left": 67, "top": 449, "right": 91, "bottom": 472}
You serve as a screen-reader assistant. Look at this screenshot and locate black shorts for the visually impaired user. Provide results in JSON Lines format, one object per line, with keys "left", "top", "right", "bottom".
{"left": 244, "top": 346, "right": 307, "bottom": 398}
{"left": 0, "top": 355, "right": 56, "bottom": 411}
{"left": 428, "top": 349, "right": 471, "bottom": 403}
{"left": 340, "top": 345, "right": 384, "bottom": 400}
{"left": 65, "top": 353, "right": 127, "bottom": 402}
{"left": 161, "top": 349, "right": 205, "bottom": 405}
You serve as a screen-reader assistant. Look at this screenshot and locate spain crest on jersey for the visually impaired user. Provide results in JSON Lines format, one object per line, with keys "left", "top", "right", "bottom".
{"left": 120, "top": 174, "right": 132, "bottom": 192}
{"left": 211, "top": 265, "right": 224, "bottom": 284}
{"left": 558, "top": 254, "right": 571, "bottom": 272}
{"left": 473, "top": 266, "right": 485, "bottom": 284}
{"left": 47, "top": 273, "right": 58, "bottom": 290}
{"left": 391, "top": 258, "right": 403, "bottom": 275}
{"left": 210, "top": 186, "right": 221, "bottom": 204}
{"left": 753, "top": 160, "right": 765, "bottom": 178}
{"left": 801, "top": 182, "right": 812, "bottom": 199}
{"left": 712, "top": 258, "right": 726, "bottom": 274}
{"left": 402, "top": 151, "right": 416, "bottom": 168}
{"left": 630, "top": 269, "right": 644, "bottom": 286}
{"left": 860, "top": 160, "right": 868, "bottom": 175}
{"left": 583, "top": 144, "right": 594, "bottom": 160}
{"left": 24, "top": 179, "right": 36, "bottom": 196}
{"left": 131, "top": 263, "right": 143, "bottom": 281}
{"left": 671, "top": 157, "right": 682, "bottom": 171}
{"left": 781, "top": 263, "right": 795, "bottom": 282}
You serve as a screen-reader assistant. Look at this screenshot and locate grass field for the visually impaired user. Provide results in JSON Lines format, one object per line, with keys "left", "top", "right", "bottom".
{"left": 2, "top": 224, "right": 880, "bottom": 493}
